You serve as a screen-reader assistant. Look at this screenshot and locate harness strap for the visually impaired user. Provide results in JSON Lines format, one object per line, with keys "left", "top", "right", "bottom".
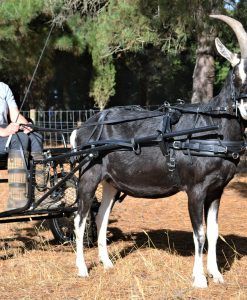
{"left": 169, "top": 105, "right": 236, "bottom": 116}
{"left": 83, "top": 111, "right": 169, "bottom": 126}
{"left": 172, "top": 139, "right": 246, "bottom": 158}
{"left": 87, "top": 110, "right": 110, "bottom": 143}
{"left": 157, "top": 115, "right": 172, "bottom": 155}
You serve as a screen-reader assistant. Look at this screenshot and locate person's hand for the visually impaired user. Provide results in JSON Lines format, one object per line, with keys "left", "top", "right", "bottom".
{"left": 4, "top": 123, "right": 20, "bottom": 136}
{"left": 20, "top": 122, "right": 33, "bottom": 134}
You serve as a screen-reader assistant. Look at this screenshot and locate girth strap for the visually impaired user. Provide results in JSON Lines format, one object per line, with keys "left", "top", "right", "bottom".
{"left": 172, "top": 139, "right": 246, "bottom": 158}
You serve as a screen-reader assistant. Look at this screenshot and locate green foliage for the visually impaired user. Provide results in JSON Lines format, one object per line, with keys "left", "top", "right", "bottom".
{"left": 89, "top": 59, "right": 116, "bottom": 109}
{"left": 214, "top": 61, "right": 230, "bottom": 85}
{"left": 0, "top": 0, "right": 44, "bottom": 26}
{"left": 0, "top": 25, "right": 16, "bottom": 41}
{"left": 54, "top": 35, "right": 75, "bottom": 52}
{"left": 0, "top": 0, "right": 55, "bottom": 107}
{"left": 0, "top": 0, "right": 245, "bottom": 109}
{"left": 63, "top": 0, "right": 160, "bottom": 108}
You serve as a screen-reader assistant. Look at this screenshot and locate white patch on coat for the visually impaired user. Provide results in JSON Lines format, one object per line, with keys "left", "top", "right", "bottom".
{"left": 74, "top": 212, "right": 89, "bottom": 277}
{"left": 70, "top": 129, "right": 77, "bottom": 149}
{"left": 192, "top": 225, "right": 207, "bottom": 288}
{"left": 96, "top": 181, "right": 117, "bottom": 269}
{"left": 206, "top": 200, "right": 224, "bottom": 283}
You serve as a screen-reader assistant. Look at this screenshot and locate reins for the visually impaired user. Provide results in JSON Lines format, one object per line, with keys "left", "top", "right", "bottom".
{"left": 20, "top": 124, "right": 74, "bottom": 133}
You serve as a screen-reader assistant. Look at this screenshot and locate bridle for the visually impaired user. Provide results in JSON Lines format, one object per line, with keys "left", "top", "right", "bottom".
{"left": 230, "top": 70, "right": 247, "bottom": 120}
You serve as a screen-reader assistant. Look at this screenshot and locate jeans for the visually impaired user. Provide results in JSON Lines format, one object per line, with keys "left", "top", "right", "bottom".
{"left": 0, "top": 131, "right": 43, "bottom": 154}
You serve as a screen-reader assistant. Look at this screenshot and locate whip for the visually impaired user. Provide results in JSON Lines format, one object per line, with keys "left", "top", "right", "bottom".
{"left": 5, "top": 23, "right": 55, "bottom": 150}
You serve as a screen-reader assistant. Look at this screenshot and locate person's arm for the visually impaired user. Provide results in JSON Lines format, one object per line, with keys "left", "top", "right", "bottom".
{"left": 9, "top": 107, "right": 28, "bottom": 124}
{"left": 9, "top": 107, "right": 32, "bottom": 134}
{"left": 3, "top": 83, "right": 31, "bottom": 134}
{"left": 0, "top": 123, "right": 19, "bottom": 137}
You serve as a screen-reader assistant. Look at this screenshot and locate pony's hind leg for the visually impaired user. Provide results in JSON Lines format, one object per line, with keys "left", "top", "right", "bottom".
{"left": 188, "top": 189, "right": 207, "bottom": 288}
{"left": 74, "top": 164, "right": 101, "bottom": 277}
{"left": 96, "top": 181, "right": 117, "bottom": 269}
{"left": 204, "top": 197, "right": 224, "bottom": 284}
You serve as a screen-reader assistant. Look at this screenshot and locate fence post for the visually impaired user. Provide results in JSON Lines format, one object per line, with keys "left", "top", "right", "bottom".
{"left": 30, "top": 109, "right": 36, "bottom": 124}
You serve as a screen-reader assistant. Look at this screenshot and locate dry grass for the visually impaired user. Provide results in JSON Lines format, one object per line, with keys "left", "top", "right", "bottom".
{"left": 0, "top": 173, "right": 246, "bottom": 299}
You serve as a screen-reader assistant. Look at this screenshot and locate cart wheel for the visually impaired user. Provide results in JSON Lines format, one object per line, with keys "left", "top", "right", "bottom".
{"left": 48, "top": 180, "right": 101, "bottom": 245}
{"left": 47, "top": 173, "right": 78, "bottom": 244}
{"left": 48, "top": 209, "right": 98, "bottom": 246}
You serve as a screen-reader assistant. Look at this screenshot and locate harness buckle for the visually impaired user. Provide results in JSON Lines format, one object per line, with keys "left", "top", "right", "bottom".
{"left": 167, "top": 157, "right": 176, "bottom": 172}
{"left": 173, "top": 141, "right": 181, "bottom": 149}
{"left": 167, "top": 149, "right": 176, "bottom": 171}
{"left": 176, "top": 99, "right": 185, "bottom": 104}
{"left": 217, "top": 145, "right": 228, "bottom": 153}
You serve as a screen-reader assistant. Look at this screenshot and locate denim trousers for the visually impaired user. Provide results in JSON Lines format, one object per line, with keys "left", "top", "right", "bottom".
{"left": 0, "top": 131, "right": 43, "bottom": 154}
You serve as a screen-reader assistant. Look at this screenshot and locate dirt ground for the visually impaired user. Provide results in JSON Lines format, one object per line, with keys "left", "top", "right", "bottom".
{"left": 0, "top": 170, "right": 246, "bottom": 300}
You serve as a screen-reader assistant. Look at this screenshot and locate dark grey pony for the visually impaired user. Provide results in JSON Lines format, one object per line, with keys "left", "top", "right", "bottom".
{"left": 71, "top": 15, "right": 247, "bottom": 288}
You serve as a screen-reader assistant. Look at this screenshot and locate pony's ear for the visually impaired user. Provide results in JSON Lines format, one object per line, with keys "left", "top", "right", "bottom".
{"left": 215, "top": 37, "right": 240, "bottom": 67}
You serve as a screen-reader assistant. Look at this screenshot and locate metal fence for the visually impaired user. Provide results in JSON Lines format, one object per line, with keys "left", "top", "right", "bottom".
{"left": 22, "top": 105, "right": 162, "bottom": 147}
{"left": 22, "top": 109, "right": 99, "bottom": 147}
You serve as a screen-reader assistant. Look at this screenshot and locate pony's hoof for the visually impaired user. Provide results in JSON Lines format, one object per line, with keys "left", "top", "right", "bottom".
{"left": 77, "top": 266, "right": 89, "bottom": 277}
{"left": 102, "top": 259, "right": 114, "bottom": 270}
{"left": 78, "top": 271, "right": 89, "bottom": 277}
{"left": 208, "top": 269, "right": 224, "bottom": 284}
{"left": 192, "top": 275, "right": 208, "bottom": 288}
{"left": 213, "top": 273, "right": 224, "bottom": 284}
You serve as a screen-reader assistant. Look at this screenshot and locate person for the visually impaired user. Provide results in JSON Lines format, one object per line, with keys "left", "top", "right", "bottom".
{"left": 0, "top": 82, "right": 44, "bottom": 210}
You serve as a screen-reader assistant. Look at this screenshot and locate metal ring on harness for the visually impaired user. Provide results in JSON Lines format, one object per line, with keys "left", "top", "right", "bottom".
{"left": 232, "top": 152, "right": 240, "bottom": 159}
{"left": 131, "top": 138, "right": 141, "bottom": 155}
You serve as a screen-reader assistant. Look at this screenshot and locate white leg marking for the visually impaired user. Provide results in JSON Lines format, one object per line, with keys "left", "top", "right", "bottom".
{"left": 192, "top": 225, "right": 207, "bottom": 288}
{"left": 70, "top": 129, "right": 77, "bottom": 149}
{"left": 74, "top": 212, "right": 89, "bottom": 277}
{"left": 206, "top": 200, "right": 224, "bottom": 284}
{"left": 96, "top": 181, "right": 117, "bottom": 269}
{"left": 239, "top": 59, "right": 247, "bottom": 84}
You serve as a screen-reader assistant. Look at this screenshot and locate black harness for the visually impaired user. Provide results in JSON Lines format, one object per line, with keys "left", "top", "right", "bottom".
{"left": 74, "top": 71, "right": 246, "bottom": 168}
{"left": 165, "top": 71, "right": 247, "bottom": 161}
{"left": 21, "top": 70, "right": 247, "bottom": 169}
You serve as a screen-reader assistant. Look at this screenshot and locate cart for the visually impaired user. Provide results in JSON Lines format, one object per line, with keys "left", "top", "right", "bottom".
{"left": 0, "top": 145, "right": 99, "bottom": 246}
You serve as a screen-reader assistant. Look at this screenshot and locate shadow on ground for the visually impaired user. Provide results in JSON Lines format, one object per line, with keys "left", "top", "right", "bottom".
{"left": 0, "top": 220, "right": 246, "bottom": 276}
{"left": 0, "top": 220, "right": 73, "bottom": 260}
{"left": 228, "top": 181, "right": 247, "bottom": 198}
{"left": 108, "top": 226, "right": 247, "bottom": 274}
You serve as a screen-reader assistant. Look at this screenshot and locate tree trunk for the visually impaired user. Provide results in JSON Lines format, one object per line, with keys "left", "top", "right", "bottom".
{"left": 191, "top": 32, "right": 216, "bottom": 103}
{"left": 191, "top": 0, "right": 222, "bottom": 103}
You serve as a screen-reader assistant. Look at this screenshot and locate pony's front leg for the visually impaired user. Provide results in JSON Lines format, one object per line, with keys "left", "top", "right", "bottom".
{"left": 204, "top": 198, "right": 224, "bottom": 283}
{"left": 96, "top": 181, "right": 117, "bottom": 269}
{"left": 188, "top": 191, "right": 207, "bottom": 288}
{"left": 74, "top": 164, "right": 102, "bottom": 277}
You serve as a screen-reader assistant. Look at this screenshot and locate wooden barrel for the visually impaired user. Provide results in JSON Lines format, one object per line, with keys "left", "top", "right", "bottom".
{"left": 7, "top": 150, "right": 27, "bottom": 209}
